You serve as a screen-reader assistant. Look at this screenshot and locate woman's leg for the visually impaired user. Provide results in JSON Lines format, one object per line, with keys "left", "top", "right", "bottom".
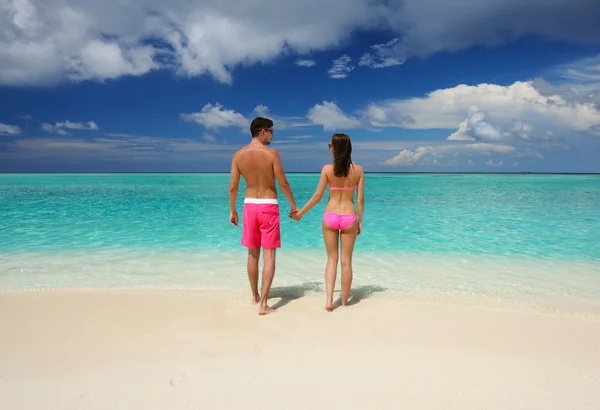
{"left": 322, "top": 220, "right": 339, "bottom": 311}
{"left": 340, "top": 221, "right": 358, "bottom": 306}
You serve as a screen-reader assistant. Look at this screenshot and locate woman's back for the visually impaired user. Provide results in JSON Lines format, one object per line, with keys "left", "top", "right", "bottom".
{"left": 325, "top": 164, "right": 363, "bottom": 214}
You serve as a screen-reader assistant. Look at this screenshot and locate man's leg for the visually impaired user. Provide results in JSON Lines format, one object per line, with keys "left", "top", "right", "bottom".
{"left": 257, "top": 203, "right": 280, "bottom": 315}
{"left": 247, "top": 248, "right": 261, "bottom": 304}
{"left": 258, "top": 248, "right": 276, "bottom": 315}
{"left": 241, "top": 202, "right": 261, "bottom": 304}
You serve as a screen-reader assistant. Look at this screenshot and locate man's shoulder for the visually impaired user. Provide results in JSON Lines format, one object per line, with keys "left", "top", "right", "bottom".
{"left": 265, "top": 146, "right": 280, "bottom": 158}
{"left": 233, "top": 146, "right": 247, "bottom": 156}
{"left": 233, "top": 144, "right": 255, "bottom": 157}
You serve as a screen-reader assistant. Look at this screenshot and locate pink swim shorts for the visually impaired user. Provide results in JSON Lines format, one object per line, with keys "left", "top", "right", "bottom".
{"left": 241, "top": 198, "right": 281, "bottom": 249}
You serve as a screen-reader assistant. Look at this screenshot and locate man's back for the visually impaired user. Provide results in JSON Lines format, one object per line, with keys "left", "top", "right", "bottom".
{"left": 235, "top": 144, "right": 278, "bottom": 199}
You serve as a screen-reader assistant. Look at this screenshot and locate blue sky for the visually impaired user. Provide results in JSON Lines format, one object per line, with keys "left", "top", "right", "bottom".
{"left": 1, "top": 0, "right": 600, "bottom": 172}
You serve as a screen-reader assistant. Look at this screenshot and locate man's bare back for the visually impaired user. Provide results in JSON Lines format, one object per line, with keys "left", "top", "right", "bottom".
{"left": 234, "top": 144, "right": 279, "bottom": 199}
{"left": 230, "top": 140, "right": 297, "bottom": 209}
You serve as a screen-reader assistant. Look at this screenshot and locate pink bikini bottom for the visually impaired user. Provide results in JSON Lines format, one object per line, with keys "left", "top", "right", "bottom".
{"left": 322, "top": 212, "right": 358, "bottom": 230}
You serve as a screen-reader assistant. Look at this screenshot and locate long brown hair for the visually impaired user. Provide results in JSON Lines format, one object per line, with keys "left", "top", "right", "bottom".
{"left": 330, "top": 133, "right": 352, "bottom": 177}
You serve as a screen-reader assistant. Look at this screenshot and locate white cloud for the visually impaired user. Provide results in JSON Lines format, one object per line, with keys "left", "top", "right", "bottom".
{"left": 0, "top": 0, "right": 377, "bottom": 86}
{"left": 295, "top": 59, "right": 316, "bottom": 67}
{"left": 180, "top": 103, "right": 248, "bottom": 129}
{"left": 69, "top": 40, "right": 158, "bottom": 82}
{"left": 4, "top": 134, "right": 238, "bottom": 161}
{"left": 448, "top": 110, "right": 503, "bottom": 141}
{"left": 40, "top": 120, "right": 99, "bottom": 136}
{"left": 359, "top": 37, "right": 406, "bottom": 69}
{"left": 485, "top": 160, "right": 504, "bottom": 167}
{"left": 383, "top": 143, "right": 516, "bottom": 166}
{"left": 252, "top": 105, "right": 270, "bottom": 117}
{"left": 1, "top": 0, "right": 598, "bottom": 86}
{"left": 0, "top": 123, "right": 21, "bottom": 135}
{"left": 362, "top": 81, "right": 600, "bottom": 143}
{"left": 202, "top": 133, "right": 216, "bottom": 142}
{"left": 553, "top": 55, "right": 600, "bottom": 85}
{"left": 307, "top": 101, "right": 361, "bottom": 131}
{"left": 327, "top": 55, "right": 354, "bottom": 79}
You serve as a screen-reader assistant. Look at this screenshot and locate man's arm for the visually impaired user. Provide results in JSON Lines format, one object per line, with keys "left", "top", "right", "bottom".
{"left": 272, "top": 149, "right": 297, "bottom": 211}
{"left": 228, "top": 153, "right": 241, "bottom": 226}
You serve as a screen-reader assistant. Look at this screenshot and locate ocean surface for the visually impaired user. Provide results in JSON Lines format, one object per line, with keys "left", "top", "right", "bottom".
{"left": 1, "top": 173, "right": 599, "bottom": 311}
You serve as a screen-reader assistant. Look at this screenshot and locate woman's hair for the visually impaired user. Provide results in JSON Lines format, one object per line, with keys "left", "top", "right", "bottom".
{"left": 330, "top": 133, "right": 352, "bottom": 177}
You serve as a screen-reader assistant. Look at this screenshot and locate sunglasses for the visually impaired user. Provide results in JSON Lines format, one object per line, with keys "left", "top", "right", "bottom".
{"left": 328, "top": 143, "right": 332, "bottom": 149}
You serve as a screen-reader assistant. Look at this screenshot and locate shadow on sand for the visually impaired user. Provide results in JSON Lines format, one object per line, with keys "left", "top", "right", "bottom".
{"left": 269, "top": 281, "right": 323, "bottom": 310}
{"left": 333, "top": 284, "right": 388, "bottom": 310}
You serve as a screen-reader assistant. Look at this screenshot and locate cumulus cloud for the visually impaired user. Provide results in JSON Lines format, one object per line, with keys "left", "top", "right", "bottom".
{"left": 307, "top": 101, "right": 361, "bottom": 131}
{"left": 252, "top": 105, "right": 270, "bottom": 117}
{"left": 0, "top": 0, "right": 377, "bottom": 86}
{"left": 295, "top": 59, "right": 316, "bottom": 67}
{"left": 327, "top": 55, "right": 354, "bottom": 79}
{"left": 359, "top": 37, "right": 406, "bottom": 69}
{"left": 535, "top": 55, "right": 600, "bottom": 110}
{"left": 0, "top": 123, "right": 21, "bottom": 135}
{"left": 383, "top": 143, "right": 516, "bottom": 166}
{"left": 362, "top": 81, "right": 600, "bottom": 143}
{"left": 448, "top": 110, "right": 503, "bottom": 142}
{"left": 180, "top": 103, "right": 248, "bottom": 129}
{"left": 1, "top": 0, "right": 599, "bottom": 86}
{"left": 41, "top": 120, "right": 99, "bottom": 136}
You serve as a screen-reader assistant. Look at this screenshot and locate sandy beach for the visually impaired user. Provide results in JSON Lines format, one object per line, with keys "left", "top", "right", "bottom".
{"left": 1, "top": 289, "right": 599, "bottom": 410}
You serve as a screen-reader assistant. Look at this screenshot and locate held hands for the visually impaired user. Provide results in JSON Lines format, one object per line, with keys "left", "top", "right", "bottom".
{"left": 289, "top": 206, "right": 303, "bottom": 221}
{"left": 357, "top": 221, "right": 362, "bottom": 235}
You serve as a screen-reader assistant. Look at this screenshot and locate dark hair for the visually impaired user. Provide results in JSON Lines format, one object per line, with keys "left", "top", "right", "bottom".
{"left": 250, "top": 117, "right": 273, "bottom": 137}
{"left": 330, "top": 133, "right": 352, "bottom": 177}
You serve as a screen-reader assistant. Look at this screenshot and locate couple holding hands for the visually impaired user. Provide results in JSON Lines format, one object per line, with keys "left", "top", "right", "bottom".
{"left": 229, "top": 117, "right": 364, "bottom": 315}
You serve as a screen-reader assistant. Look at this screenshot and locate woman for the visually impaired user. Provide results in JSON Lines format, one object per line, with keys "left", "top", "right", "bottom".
{"left": 293, "top": 133, "right": 364, "bottom": 311}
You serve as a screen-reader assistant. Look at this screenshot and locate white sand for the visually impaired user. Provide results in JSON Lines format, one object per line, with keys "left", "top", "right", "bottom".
{"left": 1, "top": 290, "right": 599, "bottom": 410}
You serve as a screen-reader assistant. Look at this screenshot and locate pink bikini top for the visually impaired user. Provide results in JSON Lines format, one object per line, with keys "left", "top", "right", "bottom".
{"left": 329, "top": 185, "right": 355, "bottom": 191}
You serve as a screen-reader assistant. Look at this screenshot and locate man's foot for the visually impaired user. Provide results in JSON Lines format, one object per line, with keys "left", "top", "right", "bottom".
{"left": 251, "top": 294, "right": 261, "bottom": 305}
{"left": 258, "top": 305, "right": 277, "bottom": 315}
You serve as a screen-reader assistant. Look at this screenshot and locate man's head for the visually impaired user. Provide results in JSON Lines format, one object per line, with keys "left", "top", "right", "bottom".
{"left": 250, "top": 117, "right": 274, "bottom": 145}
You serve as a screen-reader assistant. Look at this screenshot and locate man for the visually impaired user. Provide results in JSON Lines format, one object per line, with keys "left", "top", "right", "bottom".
{"left": 229, "top": 117, "right": 298, "bottom": 315}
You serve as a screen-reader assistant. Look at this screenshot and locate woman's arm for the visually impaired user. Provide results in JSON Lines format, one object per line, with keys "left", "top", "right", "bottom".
{"left": 296, "top": 166, "right": 328, "bottom": 219}
{"left": 356, "top": 167, "right": 364, "bottom": 234}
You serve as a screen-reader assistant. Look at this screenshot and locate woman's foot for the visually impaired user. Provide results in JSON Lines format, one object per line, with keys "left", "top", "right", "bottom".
{"left": 325, "top": 304, "right": 334, "bottom": 312}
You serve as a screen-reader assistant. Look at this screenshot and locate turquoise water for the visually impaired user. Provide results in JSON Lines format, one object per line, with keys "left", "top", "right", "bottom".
{"left": 1, "top": 173, "right": 599, "bottom": 260}
{"left": 1, "top": 173, "right": 599, "bottom": 308}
